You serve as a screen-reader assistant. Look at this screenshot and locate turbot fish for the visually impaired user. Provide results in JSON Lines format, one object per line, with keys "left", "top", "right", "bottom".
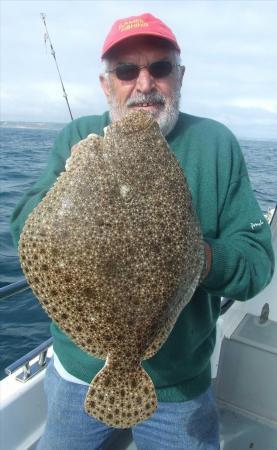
{"left": 19, "top": 110, "right": 204, "bottom": 428}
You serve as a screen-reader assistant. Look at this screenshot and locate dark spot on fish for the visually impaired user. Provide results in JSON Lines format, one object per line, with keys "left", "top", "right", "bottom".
{"left": 131, "top": 379, "right": 137, "bottom": 388}
{"left": 86, "top": 338, "right": 92, "bottom": 344}
{"left": 50, "top": 289, "right": 58, "bottom": 296}
{"left": 109, "top": 397, "right": 115, "bottom": 405}
{"left": 110, "top": 305, "right": 119, "bottom": 314}
{"left": 104, "top": 376, "right": 111, "bottom": 387}
{"left": 64, "top": 275, "right": 71, "bottom": 283}
{"left": 51, "top": 248, "right": 59, "bottom": 256}
{"left": 104, "top": 259, "right": 119, "bottom": 277}
{"left": 144, "top": 387, "right": 149, "bottom": 395}
{"left": 41, "top": 264, "right": 48, "bottom": 271}
{"left": 120, "top": 390, "right": 125, "bottom": 398}
{"left": 60, "top": 230, "right": 70, "bottom": 238}
{"left": 95, "top": 218, "right": 104, "bottom": 227}
{"left": 61, "top": 313, "right": 68, "bottom": 319}
{"left": 75, "top": 325, "right": 82, "bottom": 332}
{"left": 98, "top": 394, "right": 104, "bottom": 401}
{"left": 127, "top": 319, "right": 135, "bottom": 327}
{"left": 107, "top": 413, "right": 113, "bottom": 420}
{"left": 136, "top": 397, "right": 142, "bottom": 404}
{"left": 83, "top": 287, "right": 95, "bottom": 297}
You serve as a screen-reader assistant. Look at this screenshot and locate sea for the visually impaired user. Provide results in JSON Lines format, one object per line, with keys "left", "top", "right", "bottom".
{"left": 0, "top": 122, "right": 276, "bottom": 380}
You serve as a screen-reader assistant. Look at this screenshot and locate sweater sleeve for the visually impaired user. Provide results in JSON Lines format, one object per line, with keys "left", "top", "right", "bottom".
{"left": 201, "top": 136, "right": 275, "bottom": 301}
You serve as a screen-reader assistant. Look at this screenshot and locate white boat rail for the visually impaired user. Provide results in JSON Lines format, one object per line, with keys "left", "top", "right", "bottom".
{"left": 5, "top": 338, "right": 53, "bottom": 383}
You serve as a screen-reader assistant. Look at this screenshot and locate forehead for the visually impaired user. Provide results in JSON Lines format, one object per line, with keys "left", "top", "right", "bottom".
{"left": 105, "top": 36, "right": 176, "bottom": 64}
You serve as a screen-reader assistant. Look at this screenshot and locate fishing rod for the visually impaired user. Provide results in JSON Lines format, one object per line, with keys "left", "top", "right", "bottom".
{"left": 40, "top": 13, "right": 74, "bottom": 121}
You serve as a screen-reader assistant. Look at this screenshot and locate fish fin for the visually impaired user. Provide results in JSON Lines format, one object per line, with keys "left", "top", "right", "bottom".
{"left": 85, "top": 362, "right": 157, "bottom": 428}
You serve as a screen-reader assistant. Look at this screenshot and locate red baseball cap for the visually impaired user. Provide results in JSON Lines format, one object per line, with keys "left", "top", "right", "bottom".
{"left": 101, "top": 13, "right": 180, "bottom": 58}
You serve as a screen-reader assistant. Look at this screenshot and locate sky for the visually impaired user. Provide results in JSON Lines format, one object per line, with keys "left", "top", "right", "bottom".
{"left": 1, "top": 0, "right": 277, "bottom": 140}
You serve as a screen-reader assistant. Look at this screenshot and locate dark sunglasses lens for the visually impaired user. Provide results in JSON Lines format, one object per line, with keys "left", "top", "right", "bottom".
{"left": 116, "top": 64, "right": 139, "bottom": 81}
{"left": 149, "top": 61, "right": 173, "bottom": 78}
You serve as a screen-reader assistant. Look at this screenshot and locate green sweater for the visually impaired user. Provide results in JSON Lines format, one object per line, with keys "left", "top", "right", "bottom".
{"left": 10, "top": 112, "right": 274, "bottom": 401}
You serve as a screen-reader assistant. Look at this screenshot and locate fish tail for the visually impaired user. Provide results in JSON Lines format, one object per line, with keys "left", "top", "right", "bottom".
{"left": 85, "top": 362, "right": 157, "bottom": 428}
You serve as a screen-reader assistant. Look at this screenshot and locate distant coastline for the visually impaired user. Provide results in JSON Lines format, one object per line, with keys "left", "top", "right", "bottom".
{"left": 1, "top": 121, "right": 277, "bottom": 142}
{"left": 0, "top": 121, "right": 66, "bottom": 131}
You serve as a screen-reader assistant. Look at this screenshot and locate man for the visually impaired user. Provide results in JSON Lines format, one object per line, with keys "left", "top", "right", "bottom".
{"left": 11, "top": 13, "right": 274, "bottom": 450}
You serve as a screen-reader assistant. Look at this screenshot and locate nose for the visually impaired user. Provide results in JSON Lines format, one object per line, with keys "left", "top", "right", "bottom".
{"left": 135, "top": 67, "right": 155, "bottom": 93}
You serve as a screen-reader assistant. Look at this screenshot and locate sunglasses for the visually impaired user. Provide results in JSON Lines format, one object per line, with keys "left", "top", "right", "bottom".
{"left": 107, "top": 60, "right": 180, "bottom": 81}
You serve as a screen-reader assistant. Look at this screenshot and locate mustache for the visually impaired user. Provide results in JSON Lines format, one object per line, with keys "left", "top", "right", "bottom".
{"left": 126, "top": 93, "right": 166, "bottom": 107}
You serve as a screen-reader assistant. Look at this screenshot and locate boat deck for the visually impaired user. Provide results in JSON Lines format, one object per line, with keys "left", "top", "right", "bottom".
{"left": 219, "top": 405, "right": 277, "bottom": 450}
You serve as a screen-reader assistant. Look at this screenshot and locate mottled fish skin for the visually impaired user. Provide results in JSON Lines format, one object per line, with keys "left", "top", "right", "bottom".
{"left": 19, "top": 110, "right": 204, "bottom": 428}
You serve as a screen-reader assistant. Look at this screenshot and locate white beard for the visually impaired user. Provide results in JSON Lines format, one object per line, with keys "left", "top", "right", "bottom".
{"left": 108, "top": 89, "right": 181, "bottom": 137}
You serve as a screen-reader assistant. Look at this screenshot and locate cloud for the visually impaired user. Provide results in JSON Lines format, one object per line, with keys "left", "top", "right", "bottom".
{"left": 1, "top": 0, "right": 277, "bottom": 138}
{"left": 230, "top": 99, "right": 277, "bottom": 114}
{"left": 1, "top": 80, "right": 108, "bottom": 122}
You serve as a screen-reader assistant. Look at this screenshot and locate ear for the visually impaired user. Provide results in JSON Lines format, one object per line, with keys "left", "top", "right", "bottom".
{"left": 179, "top": 66, "right": 185, "bottom": 87}
{"left": 100, "top": 74, "right": 111, "bottom": 100}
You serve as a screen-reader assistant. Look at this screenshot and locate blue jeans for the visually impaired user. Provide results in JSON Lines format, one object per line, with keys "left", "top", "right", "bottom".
{"left": 37, "top": 360, "right": 220, "bottom": 450}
